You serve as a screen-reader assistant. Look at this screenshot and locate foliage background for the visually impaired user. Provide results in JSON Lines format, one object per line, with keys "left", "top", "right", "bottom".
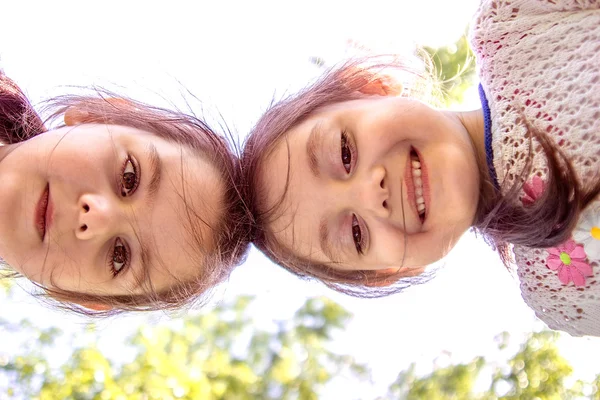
{"left": 2, "top": 288, "right": 599, "bottom": 399}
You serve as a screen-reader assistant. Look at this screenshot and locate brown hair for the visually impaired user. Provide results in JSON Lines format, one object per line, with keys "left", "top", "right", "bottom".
{"left": 240, "top": 57, "right": 600, "bottom": 297}
{"left": 1, "top": 71, "right": 251, "bottom": 315}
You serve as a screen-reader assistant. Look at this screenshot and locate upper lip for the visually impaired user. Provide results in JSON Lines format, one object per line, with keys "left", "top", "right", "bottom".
{"left": 35, "top": 184, "right": 51, "bottom": 241}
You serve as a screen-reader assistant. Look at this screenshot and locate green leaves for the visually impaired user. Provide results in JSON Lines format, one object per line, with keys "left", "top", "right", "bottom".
{"left": 382, "top": 331, "right": 598, "bottom": 400}
{"left": 1, "top": 297, "right": 598, "bottom": 399}
{"left": 423, "top": 33, "right": 476, "bottom": 107}
{"left": 0, "top": 296, "right": 365, "bottom": 400}
{"left": 0, "top": 270, "right": 15, "bottom": 295}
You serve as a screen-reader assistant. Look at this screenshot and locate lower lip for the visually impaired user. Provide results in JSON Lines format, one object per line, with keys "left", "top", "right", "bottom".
{"left": 35, "top": 185, "right": 52, "bottom": 241}
{"left": 404, "top": 148, "right": 431, "bottom": 223}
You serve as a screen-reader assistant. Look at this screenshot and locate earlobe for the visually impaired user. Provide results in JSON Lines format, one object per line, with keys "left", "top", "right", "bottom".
{"left": 358, "top": 76, "right": 403, "bottom": 97}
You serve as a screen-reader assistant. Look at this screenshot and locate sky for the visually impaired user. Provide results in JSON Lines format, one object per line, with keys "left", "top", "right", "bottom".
{"left": 1, "top": 0, "right": 599, "bottom": 397}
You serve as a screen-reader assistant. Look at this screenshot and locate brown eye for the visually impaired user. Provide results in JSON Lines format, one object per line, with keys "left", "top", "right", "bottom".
{"left": 341, "top": 131, "right": 352, "bottom": 173}
{"left": 352, "top": 215, "right": 363, "bottom": 254}
{"left": 121, "top": 158, "right": 139, "bottom": 196}
{"left": 110, "top": 238, "right": 128, "bottom": 277}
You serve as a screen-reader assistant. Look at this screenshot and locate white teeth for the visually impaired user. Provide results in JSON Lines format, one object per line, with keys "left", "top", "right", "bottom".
{"left": 410, "top": 152, "right": 426, "bottom": 217}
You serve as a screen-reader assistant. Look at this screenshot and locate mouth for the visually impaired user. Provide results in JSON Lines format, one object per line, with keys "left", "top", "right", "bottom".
{"left": 35, "top": 184, "right": 52, "bottom": 241}
{"left": 404, "top": 147, "right": 430, "bottom": 224}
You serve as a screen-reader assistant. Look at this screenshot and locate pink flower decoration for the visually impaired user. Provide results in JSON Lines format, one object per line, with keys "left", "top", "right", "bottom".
{"left": 546, "top": 240, "right": 593, "bottom": 286}
{"left": 521, "top": 175, "right": 544, "bottom": 206}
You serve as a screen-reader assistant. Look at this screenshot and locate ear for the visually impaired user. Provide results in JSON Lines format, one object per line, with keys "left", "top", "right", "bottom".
{"left": 64, "top": 106, "right": 89, "bottom": 126}
{"left": 364, "top": 267, "right": 400, "bottom": 287}
{"left": 64, "top": 98, "right": 132, "bottom": 126}
{"left": 358, "top": 76, "right": 403, "bottom": 97}
{"left": 78, "top": 302, "right": 113, "bottom": 311}
{"left": 364, "top": 266, "right": 423, "bottom": 287}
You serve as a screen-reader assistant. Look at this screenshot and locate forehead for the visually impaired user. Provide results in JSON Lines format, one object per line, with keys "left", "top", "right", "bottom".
{"left": 257, "top": 115, "right": 332, "bottom": 263}
{"left": 137, "top": 134, "right": 225, "bottom": 291}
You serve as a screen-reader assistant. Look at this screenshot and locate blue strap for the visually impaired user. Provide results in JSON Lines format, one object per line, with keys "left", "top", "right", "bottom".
{"left": 478, "top": 83, "right": 499, "bottom": 190}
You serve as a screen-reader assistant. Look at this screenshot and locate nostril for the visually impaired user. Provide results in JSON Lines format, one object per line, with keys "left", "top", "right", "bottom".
{"left": 380, "top": 179, "right": 385, "bottom": 188}
{"left": 383, "top": 200, "right": 388, "bottom": 209}
{"left": 83, "top": 204, "right": 90, "bottom": 212}
{"left": 80, "top": 224, "right": 88, "bottom": 232}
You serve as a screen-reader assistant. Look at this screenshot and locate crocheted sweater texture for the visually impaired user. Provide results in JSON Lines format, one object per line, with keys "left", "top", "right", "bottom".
{"left": 470, "top": 0, "right": 600, "bottom": 336}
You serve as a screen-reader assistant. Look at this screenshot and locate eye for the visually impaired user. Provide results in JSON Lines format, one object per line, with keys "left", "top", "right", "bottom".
{"left": 121, "top": 156, "right": 139, "bottom": 197}
{"left": 109, "top": 237, "right": 129, "bottom": 277}
{"left": 352, "top": 214, "right": 364, "bottom": 255}
{"left": 341, "top": 130, "right": 353, "bottom": 173}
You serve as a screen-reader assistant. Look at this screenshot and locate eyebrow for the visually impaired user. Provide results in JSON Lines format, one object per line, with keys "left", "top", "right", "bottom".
{"left": 145, "top": 143, "right": 162, "bottom": 204}
{"left": 319, "top": 215, "right": 340, "bottom": 263}
{"left": 306, "top": 121, "right": 324, "bottom": 178}
{"left": 129, "top": 143, "right": 163, "bottom": 292}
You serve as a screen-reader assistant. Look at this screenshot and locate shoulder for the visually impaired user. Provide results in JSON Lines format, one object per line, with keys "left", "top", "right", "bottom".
{"left": 470, "top": 0, "right": 600, "bottom": 57}
{"left": 514, "top": 202, "right": 600, "bottom": 336}
{"left": 472, "top": 0, "right": 599, "bottom": 23}
{"left": 473, "top": 6, "right": 600, "bottom": 189}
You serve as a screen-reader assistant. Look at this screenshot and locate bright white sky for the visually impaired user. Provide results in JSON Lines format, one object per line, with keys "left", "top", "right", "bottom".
{"left": 1, "top": 0, "right": 598, "bottom": 397}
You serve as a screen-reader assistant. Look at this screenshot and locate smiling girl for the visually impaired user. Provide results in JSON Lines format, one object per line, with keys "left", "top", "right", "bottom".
{"left": 0, "top": 72, "right": 250, "bottom": 315}
{"left": 241, "top": 0, "right": 600, "bottom": 336}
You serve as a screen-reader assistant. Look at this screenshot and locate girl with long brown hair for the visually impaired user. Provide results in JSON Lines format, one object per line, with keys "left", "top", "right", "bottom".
{"left": 241, "top": 0, "right": 600, "bottom": 336}
{"left": 0, "top": 72, "right": 250, "bottom": 316}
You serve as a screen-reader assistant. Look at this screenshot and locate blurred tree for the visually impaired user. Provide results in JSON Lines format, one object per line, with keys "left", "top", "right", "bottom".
{"left": 385, "top": 357, "right": 486, "bottom": 400}
{"left": 423, "top": 33, "right": 476, "bottom": 106}
{"left": 310, "top": 33, "right": 476, "bottom": 107}
{"left": 381, "top": 331, "right": 593, "bottom": 400}
{"left": 0, "top": 270, "right": 14, "bottom": 295}
{"left": 1, "top": 295, "right": 597, "bottom": 399}
{"left": 0, "top": 296, "right": 368, "bottom": 400}
{"left": 0, "top": 318, "right": 60, "bottom": 399}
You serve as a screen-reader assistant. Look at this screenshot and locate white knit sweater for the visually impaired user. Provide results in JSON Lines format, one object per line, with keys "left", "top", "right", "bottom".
{"left": 470, "top": 0, "right": 600, "bottom": 336}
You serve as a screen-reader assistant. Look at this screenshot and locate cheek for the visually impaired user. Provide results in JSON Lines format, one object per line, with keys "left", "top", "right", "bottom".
{"left": 431, "top": 140, "right": 480, "bottom": 213}
{"left": 42, "top": 254, "right": 112, "bottom": 290}
{"left": 358, "top": 133, "right": 403, "bottom": 164}
{"left": 449, "top": 154, "right": 480, "bottom": 211}
{"left": 369, "top": 225, "right": 408, "bottom": 267}
{"left": 401, "top": 227, "right": 467, "bottom": 268}
{"left": 12, "top": 253, "right": 64, "bottom": 287}
{"left": 48, "top": 145, "right": 111, "bottom": 186}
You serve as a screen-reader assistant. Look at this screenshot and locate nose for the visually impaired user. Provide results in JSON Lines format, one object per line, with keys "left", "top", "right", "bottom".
{"left": 353, "top": 165, "right": 390, "bottom": 218}
{"left": 76, "top": 193, "right": 119, "bottom": 241}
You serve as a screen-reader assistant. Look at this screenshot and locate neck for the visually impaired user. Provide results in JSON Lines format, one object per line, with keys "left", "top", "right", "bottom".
{"left": 452, "top": 108, "right": 500, "bottom": 221}
{"left": 455, "top": 108, "right": 486, "bottom": 179}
